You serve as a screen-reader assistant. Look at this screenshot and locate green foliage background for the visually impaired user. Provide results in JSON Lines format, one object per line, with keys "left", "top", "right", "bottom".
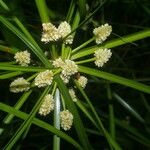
{"left": 0, "top": 0, "right": 150, "bottom": 149}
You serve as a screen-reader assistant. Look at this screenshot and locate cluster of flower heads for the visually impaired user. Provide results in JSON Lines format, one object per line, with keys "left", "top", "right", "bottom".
{"left": 60, "top": 110, "right": 73, "bottom": 131}
{"left": 10, "top": 77, "right": 30, "bottom": 93}
{"left": 93, "top": 23, "right": 112, "bottom": 67}
{"left": 53, "top": 58, "right": 78, "bottom": 83}
{"left": 10, "top": 22, "right": 113, "bottom": 131}
{"left": 34, "top": 70, "right": 54, "bottom": 88}
{"left": 94, "top": 48, "right": 112, "bottom": 67}
{"left": 41, "top": 21, "right": 73, "bottom": 44}
{"left": 38, "top": 94, "right": 73, "bottom": 131}
{"left": 93, "top": 23, "right": 112, "bottom": 44}
{"left": 39, "top": 94, "right": 54, "bottom": 116}
{"left": 14, "top": 50, "right": 31, "bottom": 66}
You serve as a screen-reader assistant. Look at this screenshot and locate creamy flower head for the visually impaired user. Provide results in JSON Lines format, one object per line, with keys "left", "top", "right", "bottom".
{"left": 60, "top": 110, "right": 73, "bottom": 130}
{"left": 41, "top": 23, "right": 61, "bottom": 43}
{"left": 93, "top": 23, "right": 112, "bottom": 44}
{"left": 94, "top": 48, "right": 112, "bottom": 67}
{"left": 62, "top": 60, "right": 78, "bottom": 76}
{"left": 69, "top": 89, "right": 77, "bottom": 102}
{"left": 34, "top": 70, "right": 54, "bottom": 87}
{"left": 14, "top": 50, "right": 30, "bottom": 66}
{"left": 77, "top": 76, "right": 88, "bottom": 88}
{"left": 58, "top": 21, "right": 73, "bottom": 44}
{"left": 10, "top": 77, "right": 30, "bottom": 93}
{"left": 52, "top": 58, "right": 65, "bottom": 68}
{"left": 39, "top": 94, "right": 54, "bottom": 116}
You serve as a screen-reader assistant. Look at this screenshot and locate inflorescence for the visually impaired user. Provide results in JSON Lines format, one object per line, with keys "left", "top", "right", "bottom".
{"left": 41, "top": 21, "right": 73, "bottom": 44}
{"left": 10, "top": 21, "right": 113, "bottom": 131}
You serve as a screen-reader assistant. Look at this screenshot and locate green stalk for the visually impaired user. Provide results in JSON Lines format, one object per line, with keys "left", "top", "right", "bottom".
{"left": 53, "top": 89, "right": 61, "bottom": 150}
{"left": 51, "top": 44, "right": 58, "bottom": 59}
{"left": 74, "top": 80, "right": 121, "bottom": 150}
{"left": 35, "top": 0, "right": 50, "bottom": 23}
{"left": 0, "top": 45, "right": 18, "bottom": 54}
{"left": 76, "top": 58, "right": 95, "bottom": 64}
{"left": 79, "top": 66, "right": 150, "bottom": 94}
{"left": 107, "top": 84, "right": 115, "bottom": 140}
{"left": 3, "top": 86, "right": 51, "bottom": 150}
{"left": 0, "top": 102, "right": 83, "bottom": 150}
{"left": 0, "top": 90, "right": 32, "bottom": 135}
{"left": 72, "top": 37, "right": 95, "bottom": 53}
{"left": 0, "top": 64, "right": 46, "bottom": 72}
{"left": 0, "top": 0, "right": 9, "bottom": 11}
{"left": 71, "top": 29, "right": 150, "bottom": 60}
{"left": 0, "top": 71, "right": 23, "bottom": 79}
{"left": 66, "top": 0, "right": 75, "bottom": 22}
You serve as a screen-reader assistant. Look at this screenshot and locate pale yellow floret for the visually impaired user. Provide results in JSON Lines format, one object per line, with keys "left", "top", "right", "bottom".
{"left": 58, "top": 21, "right": 73, "bottom": 44}
{"left": 77, "top": 76, "right": 88, "bottom": 88}
{"left": 10, "top": 77, "right": 30, "bottom": 93}
{"left": 14, "top": 50, "right": 30, "bottom": 66}
{"left": 69, "top": 89, "right": 77, "bottom": 102}
{"left": 39, "top": 94, "right": 54, "bottom": 116}
{"left": 34, "top": 70, "right": 54, "bottom": 88}
{"left": 94, "top": 48, "right": 112, "bottom": 67}
{"left": 60, "top": 110, "right": 73, "bottom": 131}
{"left": 61, "top": 60, "right": 78, "bottom": 76}
{"left": 41, "top": 23, "right": 61, "bottom": 43}
{"left": 52, "top": 58, "right": 65, "bottom": 68}
{"left": 93, "top": 23, "right": 112, "bottom": 44}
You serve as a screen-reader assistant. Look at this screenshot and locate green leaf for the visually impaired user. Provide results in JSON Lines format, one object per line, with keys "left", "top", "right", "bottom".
{"left": 3, "top": 86, "right": 51, "bottom": 150}
{"left": 35, "top": 0, "right": 50, "bottom": 22}
{"left": 113, "top": 93, "right": 145, "bottom": 124}
{"left": 55, "top": 75, "right": 92, "bottom": 150}
{"left": 0, "top": 102, "right": 83, "bottom": 150}
{"left": 79, "top": 66, "right": 150, "bottom": 94}
{"left": 0, "top": 64, "right": 46, "bottom": 72}
{"left": 0, "top": 71, "right": 23, "bottom": 79}
{"left": 71, "top": 29, "right": 150, "bottom": 60}
{"left": 76, "top": 99, "right": 101, "bottom": 132}
{"left": 77, "top": 0, "right": 86, "bottom": 18}
{"left": 75, "top": 80, "right": 122, "bottom": 150}
{"left": 0, "top": 16, "right": 51, "bottom": 67}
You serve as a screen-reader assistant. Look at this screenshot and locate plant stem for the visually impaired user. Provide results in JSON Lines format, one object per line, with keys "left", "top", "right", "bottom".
{"left": 0, "top": 90, "right": 32, "bottom": 135}
{"left": 76, "top": 58, "right": 95, "bottom": 64}
{"left": 71, "top": 29, "right": 150, "bottom": 60}
{"left": 35, "top": 0, "right": 50, "bottom": 23}
{"left": 0, "top": 0, "right": 9, "bottom": 11}
{"left": 72, "top": 37, "right": 95, "bottom": 54}
{"left": 66, "top": 0, "right": 75, "bottom": 23}
{"left": 0, "top": 45, "right": 18, "bottom": 54}
{"left": 107, "top": 84, "right": 115, "bottom": 140}
{"left": 53, "top": 89, "right": 61, "bottom": 150}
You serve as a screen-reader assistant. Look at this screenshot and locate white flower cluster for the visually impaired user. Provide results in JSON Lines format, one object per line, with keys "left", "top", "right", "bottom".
{"left": 94, "top": 48, "right": 112, "bottom": 67}
{"left": 52, "top": 57, "right": 64, "bottom": 68}
{"left": 39, "top": 94, "right": 54, "bottom": 116}
{"left": 62, "top": 60, "right": 78, "bottom": 76}
{"left": 69, "top": 89, "right": 77, "bottom": 102}
{"left": 14, "top": 50, "right": 31, "bottom": 66}
{"left": 77, "top": 76, "right": 88, "bottom": 88}
{"left": 58, "top": 21, "right": 73, "bottom": 44}
{"left": 41, "top": 23, "right": 61, "bottom": 43}
{"left": 93, "top": 23, "right": 112, "bottom": 44}
{"left": 41, "top": 21, "right": 73, "bottom": 44}
{"left": 53, "top": 58, "right": 78, "bottom": 83}
{"left": 34, "top": 70, "right": 54, "bottom": 88}
{"left": 10, "top": 77, "right": 30, "bottom": 93}
{"left": 60, "top": 110, "right": 73, "bottom": 131}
